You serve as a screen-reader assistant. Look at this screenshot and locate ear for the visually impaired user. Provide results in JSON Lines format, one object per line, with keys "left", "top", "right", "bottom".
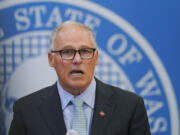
{"left": 48, "top": 51, "right": 54, "bottom": 67}
{"left": 95, "top": 50, "right": 98, "bottom": 65}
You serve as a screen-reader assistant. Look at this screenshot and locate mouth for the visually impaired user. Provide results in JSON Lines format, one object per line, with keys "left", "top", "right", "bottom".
{"left": 70, "top": 70, "right": 84, "bottom": 76}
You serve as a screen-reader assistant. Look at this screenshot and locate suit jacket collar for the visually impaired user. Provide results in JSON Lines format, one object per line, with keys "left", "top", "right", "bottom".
{"left": 38, "top": 83, "right": 66, "bottom": 135}
{"left": 37, "top": 79, "right": 115, "bottom": 135}
{"left": 90, "top": 79, "right": 116, "bottom": 135}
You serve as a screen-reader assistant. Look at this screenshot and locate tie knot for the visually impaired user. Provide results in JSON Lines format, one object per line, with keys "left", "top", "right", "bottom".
{"left": 71, "top": 97, "right": 83, "bottom": 107}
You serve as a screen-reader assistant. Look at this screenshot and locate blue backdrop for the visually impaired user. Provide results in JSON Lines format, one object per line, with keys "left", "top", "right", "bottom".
{"left": 0, "top": 0, "right": 179, "bottom": 135}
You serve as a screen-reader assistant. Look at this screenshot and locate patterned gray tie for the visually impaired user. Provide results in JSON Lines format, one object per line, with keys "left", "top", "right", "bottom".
{"left": 71, "top": 97, "right": 87, "bottom": 135}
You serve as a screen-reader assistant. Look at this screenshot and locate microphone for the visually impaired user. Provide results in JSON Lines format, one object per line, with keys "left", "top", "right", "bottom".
{"left": 66, "top": 130, "right": 79, "bottom": 135}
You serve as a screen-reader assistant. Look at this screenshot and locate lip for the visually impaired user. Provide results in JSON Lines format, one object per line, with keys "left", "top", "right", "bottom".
{"left": 70, "top": 69, "right": 84, "bottom": 76}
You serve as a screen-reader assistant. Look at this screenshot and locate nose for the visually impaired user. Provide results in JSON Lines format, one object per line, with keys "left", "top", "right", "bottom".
{"left": 72, "top": 51, "right": 82, "bottom": 64}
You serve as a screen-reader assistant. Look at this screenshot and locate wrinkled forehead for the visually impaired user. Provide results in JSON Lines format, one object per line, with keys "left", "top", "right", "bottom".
{"left": 57, "top": 25, "right": 90, "bottom": 37}
{"left": 54, "top": 26, "right": 93, "bottom": 48}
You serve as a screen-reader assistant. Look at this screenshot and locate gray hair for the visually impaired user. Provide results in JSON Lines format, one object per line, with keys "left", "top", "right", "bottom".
{"left": 49, "top": 21, "right": 98, "bottom": 50}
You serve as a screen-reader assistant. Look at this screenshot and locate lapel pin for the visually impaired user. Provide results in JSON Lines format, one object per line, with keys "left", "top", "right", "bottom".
{"left": 99, "top": 111, "right": 105, "bottom": 117}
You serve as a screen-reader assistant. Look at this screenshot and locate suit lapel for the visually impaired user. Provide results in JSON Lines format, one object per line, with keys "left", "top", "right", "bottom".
{"left": 38, "top": 83, "right": 66, "bottom": 135}
{"left": 90, "top": 79, "right": 116, "bottom": 135}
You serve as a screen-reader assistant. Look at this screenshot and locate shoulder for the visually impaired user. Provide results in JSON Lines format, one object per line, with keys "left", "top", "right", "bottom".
{"left": 13, "top": 83, "right": 57, "bottom": 109}
{"left": 95, "top": 78, "right": 143, "bottom": 105}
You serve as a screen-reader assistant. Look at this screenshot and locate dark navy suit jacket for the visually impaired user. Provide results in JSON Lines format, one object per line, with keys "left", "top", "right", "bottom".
{"left": 9, "top": 79, "right": 151, "bottom": 135}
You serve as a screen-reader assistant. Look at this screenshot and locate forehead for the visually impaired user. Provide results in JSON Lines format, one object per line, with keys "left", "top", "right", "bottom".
{"left": 54, "top": 26, "right": 93, "bottom": 49}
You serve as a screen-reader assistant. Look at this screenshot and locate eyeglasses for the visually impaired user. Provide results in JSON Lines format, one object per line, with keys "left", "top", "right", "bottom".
{"left": 51, "top": 48, "right": 96, "bottom": 60}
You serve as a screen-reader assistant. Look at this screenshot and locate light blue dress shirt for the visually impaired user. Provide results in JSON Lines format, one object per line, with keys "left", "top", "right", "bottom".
{"left": 57, "top": 78, "right": 96, "bottom": 135}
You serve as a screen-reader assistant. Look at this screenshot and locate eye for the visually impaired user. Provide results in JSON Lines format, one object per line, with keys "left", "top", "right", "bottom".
{"left": 81, "top": 48, "right": 91, "bottom": 53}
{"left": 62, "top": 49, "right": 74, "bottom": 54}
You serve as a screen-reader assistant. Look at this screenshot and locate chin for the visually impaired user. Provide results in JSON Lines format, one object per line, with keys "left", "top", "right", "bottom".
{"left": 70, "top": 81, "right": 89, "bottom": 90}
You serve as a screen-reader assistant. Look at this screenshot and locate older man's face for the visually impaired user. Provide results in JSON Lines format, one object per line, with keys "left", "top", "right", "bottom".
{"left": 48, "top": 26, "right": 98, "bottom": 94}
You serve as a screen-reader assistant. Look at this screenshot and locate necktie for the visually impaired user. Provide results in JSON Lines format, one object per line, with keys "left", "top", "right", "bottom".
{"left": 71, "top": 97, "right": 87, "bottom": 135}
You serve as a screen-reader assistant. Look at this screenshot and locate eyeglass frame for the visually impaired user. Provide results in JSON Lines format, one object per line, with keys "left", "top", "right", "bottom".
{"left": 51, "top": 48, "right": 97, "bottom": 60}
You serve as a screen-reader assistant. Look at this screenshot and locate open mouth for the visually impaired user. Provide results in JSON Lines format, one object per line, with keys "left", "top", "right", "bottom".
{"left": 70, "top": 70, "right": 84, "bottom": 76}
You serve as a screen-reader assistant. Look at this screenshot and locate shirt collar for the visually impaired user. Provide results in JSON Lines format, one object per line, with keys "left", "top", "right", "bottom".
{"left": 57, "top": 78, "right": 96, "bottom": 110}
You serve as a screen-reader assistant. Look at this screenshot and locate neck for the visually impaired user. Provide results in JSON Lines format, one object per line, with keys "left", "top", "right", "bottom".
{"left": 68, "top": 88, "right": 85, "bottom": 96}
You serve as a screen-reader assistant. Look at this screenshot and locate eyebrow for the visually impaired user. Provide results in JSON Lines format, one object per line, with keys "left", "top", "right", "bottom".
{"left": 57, "top": 45, "right": 93, "bottom": 50}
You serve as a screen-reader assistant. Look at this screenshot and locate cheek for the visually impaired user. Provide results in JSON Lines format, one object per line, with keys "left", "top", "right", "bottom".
{"left": 86, "top": 61, "right": 96, "bottom": 73}
{"left": 54, "top": 60, "right": 69, "bottom": 75}
{"left": 55, "top": 57, "right": 68, "bottom": 67}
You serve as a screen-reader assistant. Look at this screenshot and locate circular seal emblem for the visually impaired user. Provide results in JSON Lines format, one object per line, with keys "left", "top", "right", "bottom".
{"left": 0, "top": 0, "right": 179, "bottom": 135}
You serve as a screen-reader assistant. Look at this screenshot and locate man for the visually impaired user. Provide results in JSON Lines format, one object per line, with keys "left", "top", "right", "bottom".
{"left": 9, "top": 21, "right": 151, "bottom": 135}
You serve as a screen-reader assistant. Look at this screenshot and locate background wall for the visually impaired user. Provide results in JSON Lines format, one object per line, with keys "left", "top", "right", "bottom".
{"left": 0, "top": 0, "right": 179, "bottom": 135}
